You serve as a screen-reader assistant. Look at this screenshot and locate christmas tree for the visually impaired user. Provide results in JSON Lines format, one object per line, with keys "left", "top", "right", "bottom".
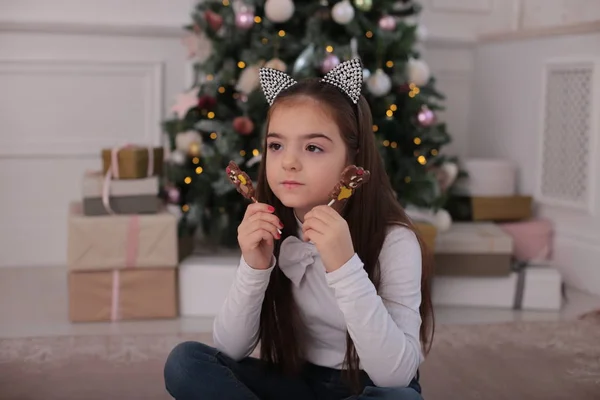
{"left": 163, "top": 0, "right": 457, "bottom": 247}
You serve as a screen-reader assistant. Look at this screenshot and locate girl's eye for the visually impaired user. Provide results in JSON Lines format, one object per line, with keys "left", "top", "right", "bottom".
{"left": 306, "top": 144, "right": 323, "bottom": 153}
{"left": 268, "top": 143, "right": 282, "bottom": 151}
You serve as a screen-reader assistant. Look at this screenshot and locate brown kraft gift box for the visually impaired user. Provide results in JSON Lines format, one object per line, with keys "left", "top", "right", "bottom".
{"left": 67, "top": 202, "right": 178, "bottom": 271}
{"left": 446, "top": 195, "right": 532, "bottom": 222}
{"left": 414, "top": 222, "right": 437, "bottom": 252}
{"left": 101, "top": 146, "right": 164, "bottom": 179}
{"left": 68, "top": 268, "right": 178, "bottom": 322}
{"left": 433, "top": 222, "right": 514, "bottom": 276}
{"left": 471, "top": 196, "right": 532, "bottom": 221}
{"left": 434, "top": 253, "right": 513, "bottom": 276}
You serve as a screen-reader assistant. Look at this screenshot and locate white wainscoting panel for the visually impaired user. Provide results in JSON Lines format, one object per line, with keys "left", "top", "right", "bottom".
{"left": 0, "top": 59, "right": 164, "bottom": 156}
{"left": 521, "top": 0, "right": 600, "bottom": 30}
{"left": 0, "top": 0, "right": 192, "bottom": 29}
{"left": 423, "top": 45, "right": 475, "bottom": 158}
{"left": 420, "top": 0, "right": 520, "bottom": 42}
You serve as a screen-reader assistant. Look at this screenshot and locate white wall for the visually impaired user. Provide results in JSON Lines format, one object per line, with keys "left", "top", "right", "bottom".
{"left": 0, "top": 0, "right": 595, "bottom": 268}
{"left": 469, "top": 27, "right": 600, "bottom": 296}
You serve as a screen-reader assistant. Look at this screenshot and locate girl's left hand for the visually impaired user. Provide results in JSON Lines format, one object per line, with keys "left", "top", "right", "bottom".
{"left": 303, "top": 205, "right": 355, "bottom": 273}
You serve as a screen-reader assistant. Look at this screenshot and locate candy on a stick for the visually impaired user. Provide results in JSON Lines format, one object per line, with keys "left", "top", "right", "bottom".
{"left": 226, "top": 161, "right": 257, "bottom": 202}
{"left": 327, "top": 165, "right": 371, "bottom": 212}
{"left": 226, "top": 161, "right": 281, "bottom": 234}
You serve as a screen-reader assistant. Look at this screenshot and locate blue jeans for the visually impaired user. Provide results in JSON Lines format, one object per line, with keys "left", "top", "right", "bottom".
{"left": 164, "top": 341, "right": 423, "bottom": 400}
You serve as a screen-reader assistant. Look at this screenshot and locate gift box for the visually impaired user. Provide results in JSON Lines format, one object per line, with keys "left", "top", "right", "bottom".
{"left": 68, "top": 268, "right": 178, "bottom": 322}
{"left": 101, "top": 145, "right": 164, "bottom": 179}
{"left": 432, "top": 264, "right": 562, "bottom": 311}
{"left": 82, "top": 171, "right": 161, "bottom": 216}
{"left": 179, "top": 253, "right": 240, "bottom": 317}
{"left": 434, "top": 222, "right": 514, "bottom": 276}
{"left": 445, "top": 195, "right": 532, "bottom": 222}
{"left": 499, "top": 219, "right": 553, "bottom": 262}
{"left": 414, "top": 222, "right": 437, "bottom": 252}
{"left": 454, "top": 158, "right": 517, "bottom": 196}
{"left": 67, "top": 202, "right": 178, "bottom": 271}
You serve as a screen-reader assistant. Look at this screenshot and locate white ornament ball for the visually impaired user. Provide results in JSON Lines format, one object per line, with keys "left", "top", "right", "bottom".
{"left": 175, "top": 130, "right": 202, "bottom": 153}
{"left": 332, "top": 0, "right": 355, "bottom": 25}
{"left": 407, "top": 58, "right": 430, "bottom": 86}
{"left": 169, "top": 149, "right": 187, "bottom": 165}
{"left": 416, "top": 24, "right": 428, "bottom": 42}
{"left": 366, "top": 69, "right": 392, "bottom": 97}
{"left": 235, "top": 64, "right": 261, "bottom": 95}
{"left": 362, "top": 68, "right": 371, "bottom": 80}
{"left": 441, "top": 162, "right": 459, "bottom": 188}
{"left": 264, "top": 0, "right": 295, "bottom": 23}
{"left": 434, "top": 209, "right": 452, "bottom": 232}
{"left": 264, "top": 58, "right": 287, "bottom": 72}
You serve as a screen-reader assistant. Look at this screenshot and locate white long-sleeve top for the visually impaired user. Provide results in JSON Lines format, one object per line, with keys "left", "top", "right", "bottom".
{"left": 213, "top": 222, "right": 424, "bottom": 388}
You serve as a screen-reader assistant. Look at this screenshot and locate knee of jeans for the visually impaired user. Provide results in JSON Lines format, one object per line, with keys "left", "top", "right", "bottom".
{"left": 393, "top": 387, "right": 423, "bottom": 400}
{"left": 164, "top": 341, "right": 217, "bottom": 393}
{"left": 362, "top": 386, "right": 423, "bottom": 400}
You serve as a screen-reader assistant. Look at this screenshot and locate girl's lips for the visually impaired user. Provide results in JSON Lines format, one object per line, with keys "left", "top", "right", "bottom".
{"left": 281, "top": 181, "right": 304, "bottom": 189}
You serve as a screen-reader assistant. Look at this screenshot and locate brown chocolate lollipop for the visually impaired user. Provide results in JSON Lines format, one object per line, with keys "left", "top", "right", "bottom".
{"left": 328, "top": 165, "right": 371, "bottom": 212}
{"left": 226, "top": 160, "right": 281, "bottom": 234}
{"left": 226, "top": 161, "right": 257, "bottom": 202}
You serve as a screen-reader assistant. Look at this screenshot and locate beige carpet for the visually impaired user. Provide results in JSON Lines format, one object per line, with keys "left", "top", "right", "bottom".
{"left": 1, "top": 319, "right": 599, "bottom": 400}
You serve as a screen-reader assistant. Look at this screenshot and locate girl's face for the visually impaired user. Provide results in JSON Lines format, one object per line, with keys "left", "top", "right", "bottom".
{"left": 266, "top": 97, "right": 348, "bottom": 221}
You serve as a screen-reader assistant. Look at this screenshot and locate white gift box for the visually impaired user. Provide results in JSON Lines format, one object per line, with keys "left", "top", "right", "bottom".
{"left": 454, "top": 158, "right": 517, "bottom": 197}
{"left": 179, "top": 252, "right": 240, "bottom": 317}
{"left": 432, "top": 264, "right": 563, "bottom": 311}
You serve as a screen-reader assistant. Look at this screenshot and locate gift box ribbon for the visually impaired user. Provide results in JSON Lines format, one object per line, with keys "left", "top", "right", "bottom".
{"left": 110, "top": 214, "right": 140, "bottom": 322}
{"left": 102, "top": 144, "right": 154, "bottom": 214}
{"left": 111, "top": 270, "right": 121, "bottom": 321}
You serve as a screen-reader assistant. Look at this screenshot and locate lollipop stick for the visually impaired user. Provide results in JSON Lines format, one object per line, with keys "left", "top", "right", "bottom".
{"left": 327, "top": 199, "right": 335, "bottom": 207}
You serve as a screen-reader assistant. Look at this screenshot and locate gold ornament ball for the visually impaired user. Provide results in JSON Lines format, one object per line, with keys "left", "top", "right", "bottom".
{"left": 354, "top": 0, "right": 373, "bottom": 12}
{"left": 264, "top": 58, "right": 287, "bottom": 72}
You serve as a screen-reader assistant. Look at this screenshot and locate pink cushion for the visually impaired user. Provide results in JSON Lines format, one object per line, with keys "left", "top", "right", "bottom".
{"left": 498, "top": 219, "right": 553, "bottom": 262}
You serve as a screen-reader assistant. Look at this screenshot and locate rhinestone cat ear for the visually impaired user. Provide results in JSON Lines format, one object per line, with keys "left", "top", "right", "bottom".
{"left": 321, "top": 58, "right": 363, "bottom": 104}
{"left": 259, "top": 67, "right": 297, "bottom": 106}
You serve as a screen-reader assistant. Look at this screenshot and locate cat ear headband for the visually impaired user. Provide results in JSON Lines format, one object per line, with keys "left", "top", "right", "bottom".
{"left": 258, "top": 57, "right": 363, "bottom": 106}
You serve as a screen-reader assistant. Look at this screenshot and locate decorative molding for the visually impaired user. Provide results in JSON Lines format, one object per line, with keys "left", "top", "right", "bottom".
{"left": 479, "top": 20, "right": 600, "bottom": 43}
{"left": 535, "top": 58, "right": 599, "bottom": 216}
{"left": 0, "top": 58, "right": 165, "bottom": 157}
{"left": 431, "top": 0, "right": 493, "bottom": 14}
{"left": 0, "top": 20, "right": 184, "bottom": 38}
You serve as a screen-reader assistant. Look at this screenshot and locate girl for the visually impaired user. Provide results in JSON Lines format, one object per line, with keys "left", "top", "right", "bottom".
{"left": 164, "top": 58, "right": 434, "bottom": 400}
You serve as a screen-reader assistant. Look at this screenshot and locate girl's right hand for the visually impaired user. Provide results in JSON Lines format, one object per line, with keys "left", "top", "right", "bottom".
{"left": 237, "top": 203, "right": 283, "bottom": 270}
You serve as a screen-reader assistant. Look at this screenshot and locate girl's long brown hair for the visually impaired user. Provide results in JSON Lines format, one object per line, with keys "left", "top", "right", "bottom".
{"left": 254, "top": 78, "right": 434, "bottom": 391}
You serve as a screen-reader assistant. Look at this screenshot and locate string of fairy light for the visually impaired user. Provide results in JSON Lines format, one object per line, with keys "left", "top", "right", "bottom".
{"left": 179, "top": 0, "right": 435, "bottom": 211}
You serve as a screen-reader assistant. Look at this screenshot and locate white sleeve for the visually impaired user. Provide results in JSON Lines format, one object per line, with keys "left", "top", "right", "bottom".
{"left": 325, "top": 226, "right": 423, "bottom": 387}
{"left": 212, "top": 255, "right": 275, "bottom": 360}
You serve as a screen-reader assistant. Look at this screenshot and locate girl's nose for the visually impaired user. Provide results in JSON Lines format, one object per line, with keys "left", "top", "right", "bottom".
{"left": 282, "top": 151, "right": 301, "bottom": 171}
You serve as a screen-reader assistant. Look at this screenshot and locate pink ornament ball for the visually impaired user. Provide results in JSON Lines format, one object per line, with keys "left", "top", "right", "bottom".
{"left": 321, "top": 54, "right": 340, "bottom": 74}
{"left": 168, "top": 187, "right": 181, "bottom": 204}
{"left": 236, "top": 11, "right": 255, "bottom": 30}
{"left": 379, "top": 15, "right": 396, "bottom": 31}
{"left": 417, "top": 107, "right": 436, "bottom": 126}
